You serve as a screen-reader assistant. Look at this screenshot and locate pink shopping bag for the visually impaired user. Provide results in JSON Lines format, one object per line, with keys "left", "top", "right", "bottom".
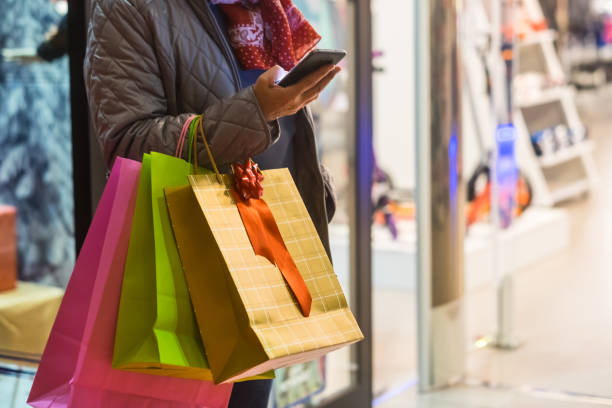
{"left": 28, "top": 157, "right": 232, "bottom": 408}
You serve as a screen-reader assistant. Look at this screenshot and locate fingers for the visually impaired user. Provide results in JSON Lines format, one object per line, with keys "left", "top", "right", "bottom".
{"left": 290, "top": 64, "right": 336, "bottom": 93}
{"left": 301, "top": 66, "right": 340, "bottom": 101}
{"left": 257, "top": 64, "right": 341, "bottom": 120}
{"left": 261, "top": 65, "right": 284, "bottom": 87}
{"left": 302, "top": 93, "right": 320, "bottom": 108}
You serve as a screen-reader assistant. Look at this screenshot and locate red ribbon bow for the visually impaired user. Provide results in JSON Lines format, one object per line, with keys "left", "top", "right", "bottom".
{"left": 232, "top": 159, "right": 264, "bottom": 201}
{"left": 230, "top": 158, "right": 312, "bottom": 316}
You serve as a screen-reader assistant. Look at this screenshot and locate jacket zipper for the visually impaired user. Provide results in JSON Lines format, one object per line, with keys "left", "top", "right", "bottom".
{"left": 203, "top": 2, "right": 242, "bottom": 92}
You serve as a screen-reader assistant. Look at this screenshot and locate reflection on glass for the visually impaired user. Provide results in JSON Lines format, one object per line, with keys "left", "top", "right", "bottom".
{"left": 285, "top": 0, "right": 356, "bottom": 406}
{"left": 370, "top": 0, "right": 418, "bottom": 400}
{"left": 0, "top": 2, "right": 72, "bottom": 405}
{"left": 0, "top": 0, "right": 73, "bottom": 288}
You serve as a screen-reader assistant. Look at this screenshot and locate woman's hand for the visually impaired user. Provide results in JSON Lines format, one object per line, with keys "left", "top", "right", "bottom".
{"left": 253, "top": 64, "right": 341, "bottom": 122}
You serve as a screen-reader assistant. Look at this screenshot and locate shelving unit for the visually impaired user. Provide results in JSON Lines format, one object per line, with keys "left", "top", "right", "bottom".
{"left": 459, "top": 0, "right": 579, "bottom": 351}
{"left": 514, "top": 90, "right": 598, "bottom": 205}
{"left": 538, "top": 139, "right": 594, "bottom": 168}
{"left": 549, "top": 179, "right": 590, "bottom": 203}
{"left": 518, "top": 29, "right": 565, "bottom": 83}
{"left": 512, "top": 1, "right": 599, "bottom": 206}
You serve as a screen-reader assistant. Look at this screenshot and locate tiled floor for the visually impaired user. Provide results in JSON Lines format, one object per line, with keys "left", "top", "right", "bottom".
{"left": 379, "top": 384, "right": 612, "bottom": 407}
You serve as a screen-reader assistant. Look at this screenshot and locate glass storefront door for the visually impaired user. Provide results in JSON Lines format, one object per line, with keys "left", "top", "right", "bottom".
{"left": 0, "top": 0, "right": 73, "bottom": 406}
{"left": 0, "top": 0, "right": 74, "bottom": 288}
{"left": 281, "top": 0, "right": 373, "bottom": 407}
{"left": 370, "top": 0, "right": 419, "bottom": 402}
{"left": 0, "top": 0, "right": 374, "bottom": 406}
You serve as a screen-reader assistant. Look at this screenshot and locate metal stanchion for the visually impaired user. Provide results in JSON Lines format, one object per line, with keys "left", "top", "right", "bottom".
{"left": 415, "top": 0, "right": 466, "bottom": 391}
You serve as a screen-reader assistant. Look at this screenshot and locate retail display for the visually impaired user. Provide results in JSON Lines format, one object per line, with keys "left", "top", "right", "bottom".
{"left": 0, "top": 282, "right": 62, "bottom": 361}
{"left": 512, "top": 1, "right": 598, "bottom": 206}
{"left": 371, "top": 155, "right": 415, "bottom": 240}
{"left": 495, "top": 124, "right": 519, "bottom": 228}
{"left": 465, "top": 163, "right": 532, "bottom": 228}
{"left": 0, "top": 0, "right": 74, "bottom": 287}
{"left": 28, "top": 157, "right": 232, "bottom": 408}
{"left": 515, "top": 89, "right": 597, "bottom": 205}
{"left": 564, "top": 0, "right": 612, "bottom": 87}
{"left": 530, "top": 124, "right": 587, "bottom": 157}
{"left": 0, "top": 206, "right": 17, "bottom": 292}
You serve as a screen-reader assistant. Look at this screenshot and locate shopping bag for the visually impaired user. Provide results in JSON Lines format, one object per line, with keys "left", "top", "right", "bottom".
{"left": 28, "top": 157, "right": 232, "bottom": 408}
{"left": 112, "top": 152, "right": 207, "bottom": 379}
{"left": 113, "top": 150, "right": 273, "bottom": 381}
{"left": 164, "top": 120, "right": 363, "bottom": 384}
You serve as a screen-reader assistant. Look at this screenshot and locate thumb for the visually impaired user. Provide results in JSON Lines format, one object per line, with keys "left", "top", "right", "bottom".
{"left": 263, "top": 65, "right": 284, "bottom": 86}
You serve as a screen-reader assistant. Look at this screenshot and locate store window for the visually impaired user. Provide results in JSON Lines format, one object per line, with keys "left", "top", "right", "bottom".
{"left": 0, "top": 0, "right": 73, "bottom": 287}
{"left": 271, "top": 0, "right": 361, "bottom": 406}
{"left": 0, "top": 0, "right": 71, "bottom": 405}
{"left": 369, "top": 0, "right": 418, "bottom": 402}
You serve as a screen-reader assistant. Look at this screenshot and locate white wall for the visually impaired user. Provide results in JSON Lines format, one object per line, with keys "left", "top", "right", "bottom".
{"left": 372, "top": 0, "right": 489, "bottom": 191}
{"left": 372, "top": 0, "right": 416, "bottom": 190}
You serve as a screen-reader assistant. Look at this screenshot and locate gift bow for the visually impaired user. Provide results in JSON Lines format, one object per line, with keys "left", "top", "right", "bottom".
{"left": 192, "top": 118, "right": 312, "bottom": 317}
{"left": 231, "top": 159, "right": 312, "bottom": 317}
{"left": 232, "top": 159, "right": 264, "bottom": 201}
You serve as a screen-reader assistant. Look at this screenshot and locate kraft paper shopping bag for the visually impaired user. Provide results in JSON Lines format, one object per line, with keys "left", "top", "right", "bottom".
{"left": 166, "top": 171, "right": 362, "bottom": 383}
{"left": 163, "top": 119, "right": 362, "bottom": 384}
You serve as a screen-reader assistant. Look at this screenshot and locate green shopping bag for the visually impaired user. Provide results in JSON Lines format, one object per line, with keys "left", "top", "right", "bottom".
{"left": 112, "top": 152, "right": 214, "bottom": 379}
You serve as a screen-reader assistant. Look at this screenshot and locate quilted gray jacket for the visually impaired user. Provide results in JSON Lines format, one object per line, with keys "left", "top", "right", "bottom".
{"left": 84, "top": 0, "right": 336, "bottom": 254}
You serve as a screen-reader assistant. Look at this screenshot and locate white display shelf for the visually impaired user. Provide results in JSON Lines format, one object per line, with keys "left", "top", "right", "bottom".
{"left": 518, "top": 28, "right": 566, "bottom": 83}
{"left": 538, "top": 140, "right": 594, "bottom": 168}
{"left": 464, "top": 207, "right": 570, "bottom": 287}
{"left": 566, "top": 44, "right": 612, "bottom": 67}
{"left": 328, "top": 207, "right": 570, "bottom": 293}
{"left": 514, "top": 85, "right": 575, "bottom": 108}
{"left": 549, "top": 179, "right": 590, "bottom": 204}
{"left": 599, "top": 45, "right": 612, "bottom": 63}
{"left": 519, "top": 29, "right": 557, "bottom": 47}
{"left": 513, "top": 84, "right": 597, "bottom": 206}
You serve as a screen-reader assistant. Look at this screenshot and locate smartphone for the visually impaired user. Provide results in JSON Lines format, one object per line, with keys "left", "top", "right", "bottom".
{"left": 277, "top": 49, "right": 347, "bottom": 87}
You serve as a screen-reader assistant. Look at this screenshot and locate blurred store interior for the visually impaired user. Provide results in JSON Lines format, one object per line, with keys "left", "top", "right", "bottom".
{"left": 2, "top": 0, "right": 612, "bottom": 407}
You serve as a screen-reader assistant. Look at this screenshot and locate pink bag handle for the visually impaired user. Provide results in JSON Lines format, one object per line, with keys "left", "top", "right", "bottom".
{"left": 175, "top": 115, "right": 197, "bottom": 158}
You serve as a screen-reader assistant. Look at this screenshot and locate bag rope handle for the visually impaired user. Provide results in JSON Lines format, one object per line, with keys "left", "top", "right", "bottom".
{"left": 192, "top": 116, "right": 223, "bottom": 184}
{"left": 176, "top": 115, "right": 197, "bottom": 158}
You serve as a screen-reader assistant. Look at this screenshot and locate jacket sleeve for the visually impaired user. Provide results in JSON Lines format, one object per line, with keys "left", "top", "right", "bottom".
{"left": 319, "top": 164, "right": 337, "bottom": 223}
{"left": 84, "top": 0, "right": 278, "bottom": 168}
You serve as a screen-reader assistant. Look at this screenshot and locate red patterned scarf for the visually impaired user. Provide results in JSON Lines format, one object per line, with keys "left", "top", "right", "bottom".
{"left": 210, "top": 0, "right": 321, "bottom": 71}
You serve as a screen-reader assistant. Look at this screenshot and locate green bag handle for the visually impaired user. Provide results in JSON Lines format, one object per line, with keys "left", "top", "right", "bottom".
{"left": 187, "top": 115, "right": 200, "bottom": 166}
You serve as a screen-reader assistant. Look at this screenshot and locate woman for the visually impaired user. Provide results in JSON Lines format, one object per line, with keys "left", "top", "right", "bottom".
{"left": 85, "top": 0, "right": 339, "bottom": 406}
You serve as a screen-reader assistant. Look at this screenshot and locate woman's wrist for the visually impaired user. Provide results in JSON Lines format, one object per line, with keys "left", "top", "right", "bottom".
{"left": 253, "top": 80, "right": 276, "bottom": 122}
